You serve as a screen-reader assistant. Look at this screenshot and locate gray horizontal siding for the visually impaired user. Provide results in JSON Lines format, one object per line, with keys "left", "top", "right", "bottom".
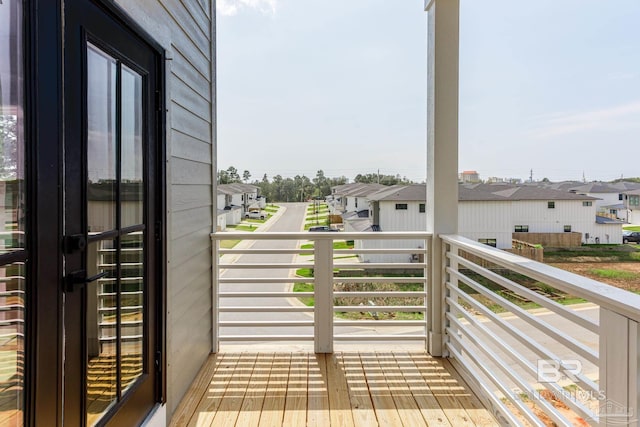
{"left": 115, "top": 0, "right": 215, "bottom": 419}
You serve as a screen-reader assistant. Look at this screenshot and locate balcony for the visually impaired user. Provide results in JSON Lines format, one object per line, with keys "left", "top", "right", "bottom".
{"left": 168, "top": 231, "right": 640, "bottom": 426}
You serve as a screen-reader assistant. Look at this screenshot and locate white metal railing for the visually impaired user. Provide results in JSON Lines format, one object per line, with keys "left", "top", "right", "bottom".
{"left": 212, "top": 231, "right": 431, "bottom": 353}
{"left": 441, "top": 234, "right": 640, "bottom": 427}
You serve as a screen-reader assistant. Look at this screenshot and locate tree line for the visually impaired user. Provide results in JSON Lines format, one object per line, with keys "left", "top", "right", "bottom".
{"left": 218, "top": 166, "right": 414, "bottom": 202}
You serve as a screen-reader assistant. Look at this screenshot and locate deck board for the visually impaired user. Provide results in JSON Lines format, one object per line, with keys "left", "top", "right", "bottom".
{"left": 169, "top": 351, "right": 498, "bottom": 427}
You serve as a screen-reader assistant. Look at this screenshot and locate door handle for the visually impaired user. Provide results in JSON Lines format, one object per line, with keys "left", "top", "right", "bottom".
{"left": 64, "top": 270, "right": 108, "bottom": 292}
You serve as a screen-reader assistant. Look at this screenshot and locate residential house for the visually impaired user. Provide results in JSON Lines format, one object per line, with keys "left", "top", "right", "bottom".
{"left": 347, "top": 184, "right": 427, "bottom": 262}
{"left": 623, "top": 188, "right": 640, "bottom": 224}
{"left": 327, "top": 182, "right": 385, "bottom": 214}
{"left": 217, "top": 183, "right": 261, "bottom": 212}
{"left": 459, "top": 170, "right": 480, "bottom": 183}
{"left": 567, "top": 181, "right": 640, "bottom": 222}
{"left": 352, "top": 183, "right": 621, "bottom": 254}
{"left": 459, "top": 183, "right": 620, "bottom": 248}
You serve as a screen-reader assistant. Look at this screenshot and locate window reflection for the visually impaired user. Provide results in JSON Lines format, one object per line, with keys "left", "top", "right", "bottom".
{"left": 87, "top": 45, "right": 117, "bottom": 233}
{"left": 0, "top": 1, "right": 25, "bottom": 425}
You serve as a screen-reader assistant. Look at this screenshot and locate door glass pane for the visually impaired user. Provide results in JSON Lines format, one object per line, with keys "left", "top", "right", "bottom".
{"left": 0, "top": 0, "right": 25, "bottom": 253}
{"left": 120, "top": 232, "right": 144, "bottom": 392}
{"left": 0, "top": 2, "right": 25, "bottom": 425}
{"left": 0, "top": 262, "right": 25, "bottom": 425}
{"left": 87, "top": 45, "right": 117, "bottom": 233}
{"left": 121, "top": 66, "right": 143, "bottom": 228}
{"left": 86, "top": 238, "right": 117, "bottom": 426}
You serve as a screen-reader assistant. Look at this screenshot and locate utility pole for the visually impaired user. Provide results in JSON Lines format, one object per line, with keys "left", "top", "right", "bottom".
{"left": 377, "top": 169, "right": 380, "bottom": 184}
{"left": 529, "top": 169, "right": 533, "bottom": 183}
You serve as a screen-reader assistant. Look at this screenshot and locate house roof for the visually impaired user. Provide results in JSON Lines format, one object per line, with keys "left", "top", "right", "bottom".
{"left": 596, "top": 216, "right": 626, "bottom": 224}
{"left": 624, "top": 189, "right": 640, "bottom": 196}
{"left": 344, "top": 218, "right": 375, "bottom": 232}
{"left": 332, "top": 183, "right": 386, "bottom": 197}
{"left": 217, "top": 183, "right": 258, "bottom": 195}
{"left": 459, "top": 183, "right": 599, "bottom": 201}
{"left": 569, "top": 181, "right": 640, "bottom": 194}
{"left": 368, "top": 184, "right": 426, "bottom": 202}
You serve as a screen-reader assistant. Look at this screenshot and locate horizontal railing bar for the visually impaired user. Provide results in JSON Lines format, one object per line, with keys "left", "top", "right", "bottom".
{"left": 219, "top": 249, "right": 314, "bottom": 255}
{"left": 446, "top": 345, "right": 529, "bottom": 427}
{"left": 334, "top": 306, "right": 425, "bottom": 312}
{"left": 333, "top": 277, "right": 425, "bottom": 284}
{"left": 446, "top": 332, "right": 552, "bottom": 427}
{"left": 220, "top": 321, "right": 314, "bottom": 327}
{"left": 450, "top": 252, "right": 598, "bottom": 334}
{"left": 447, "top": 284, "right": 599, "bottom": 393}
{"left": 442, "top": 234, "right": 640, "bottom": 322}
{"left": 98, "top": 305, "right": 142, "bottom": 312}
{"left": 99, "top": 335, "right": 143, "bottom": 341}
{"left": 333, "top": 335, "right": 425, "bottom": 341}
{"left": 220, "top": 263, "right": 311, "bottom": 269}
{"left": 334, "top": 249, "right": 427, "bottom": 255}
{"left": 220, "top": 335, "right": 313, "bottom": 341}
{"left": 334, "top": 320, "right": 426, "bottom": 327}
{"left": 219, "top": 278, "right": 314, "bottom": 284}
{"left": 447, "top": 300, "right": 598, "bottom": 419}
{"left": 331, "top": 263, "right": 426, "bottom": 269}
{"left": 333, "top": 292, "right": 426, "bottom": 298}
{"left": 220, "top": 292, "right": 312, "bottom": 298}
{"left": 213, "top": 231, "right": 433, "bottom": 240}
{"left": 219, "top": 306, "right": 313, "bottom": 312}
{"left": 448, "top": 268, "right": 598, "bottom": 365}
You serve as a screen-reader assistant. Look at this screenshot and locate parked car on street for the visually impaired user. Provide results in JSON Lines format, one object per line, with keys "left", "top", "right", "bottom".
{"left": 623, "top": 230, "right": 640, "bottom": 244}
{"left": 244, "top": 210, "right": 266, "bottom": 220}
{"left": 308, "top": 225, "right": 339, "bottom": 232}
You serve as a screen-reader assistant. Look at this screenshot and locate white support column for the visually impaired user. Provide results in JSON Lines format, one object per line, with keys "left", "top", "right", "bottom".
{"left": 212, "top": 237, "right": 220, "bottom": 353}
{"left": 314, "top": 238, "right": 334, "bottom": 353}
{"left": 599, "top": 308, "right": 639, "bottom": 426}
{"left": 425, "top": 0, "right": 460, "bottom": 357}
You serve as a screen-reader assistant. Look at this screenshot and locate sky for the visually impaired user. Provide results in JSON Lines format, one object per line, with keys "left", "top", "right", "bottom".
{"left": 216, "top": 0, "right": 640, "bottom": 183}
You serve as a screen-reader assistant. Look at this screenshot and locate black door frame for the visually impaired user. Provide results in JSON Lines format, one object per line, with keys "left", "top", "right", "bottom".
{"left": 27, "top": 0, "right": 166, "bottom": 425}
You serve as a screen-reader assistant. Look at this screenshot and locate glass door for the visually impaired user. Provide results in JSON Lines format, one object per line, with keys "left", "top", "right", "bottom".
{"left": 63, "top": 1, "right": 163, "bottom": 425}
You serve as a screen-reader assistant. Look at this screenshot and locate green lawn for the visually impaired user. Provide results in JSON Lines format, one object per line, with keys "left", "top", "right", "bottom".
{"left": 589, "top": 268, "right": 640, "bottom": 280}
{"left": 226, "top": 224, "right": 257, "bottom": 232}
{"left": 220, "top": 240, "right": 240, "bottom": 249}
{"left": 300, "top": 241, "right": 354, "bottom": 250}
{"left": 624, "top": 225, "right": 640, "bottom": 232}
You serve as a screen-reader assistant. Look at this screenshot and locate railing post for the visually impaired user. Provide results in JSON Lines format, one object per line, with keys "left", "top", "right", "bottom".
{"left": 314, "top": 238, "right": 333, "bottom": 353}
{"left": 599, "top": 307, "right": 639, "bottom": 426}
{"left": 212, "top": 235, "right": 220, "bottom": 353}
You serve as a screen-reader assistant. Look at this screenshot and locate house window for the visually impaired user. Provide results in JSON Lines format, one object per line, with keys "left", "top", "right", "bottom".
{"left": 478, "top": 238, "right": 497, "bottom": 248}
{"left": 619, "top": 194, "right": 624, "bottom": 201}
{"left": 547, "top": 201, "right": 555, "bottom": 209}
{"left": 395, "top": 203, "right": 408, "bottom": 210}
{"left": 419, "top": 203, "right": 425, "bottom": 213}
{"left": 582, "top": 201, "right": 592, "bottom": 207}
{"left": 610, "top": 209, "right": 617, "bottom": 215}
{"left": 564, "top": 225, "right": 572, "bottom": 232}
{"left": 630, "top": 196, "right": 640, "bottom": 207}
{"left": 355, "top": 198, "right": 358, "bottom": 208}
{"left": 514, "top": 225, "right": 529, "bottom": 232}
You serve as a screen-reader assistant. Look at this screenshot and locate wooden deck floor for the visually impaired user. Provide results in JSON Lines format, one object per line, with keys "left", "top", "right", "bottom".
{"left": 169, "top": 352, "right": 498, "bottom": 427}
